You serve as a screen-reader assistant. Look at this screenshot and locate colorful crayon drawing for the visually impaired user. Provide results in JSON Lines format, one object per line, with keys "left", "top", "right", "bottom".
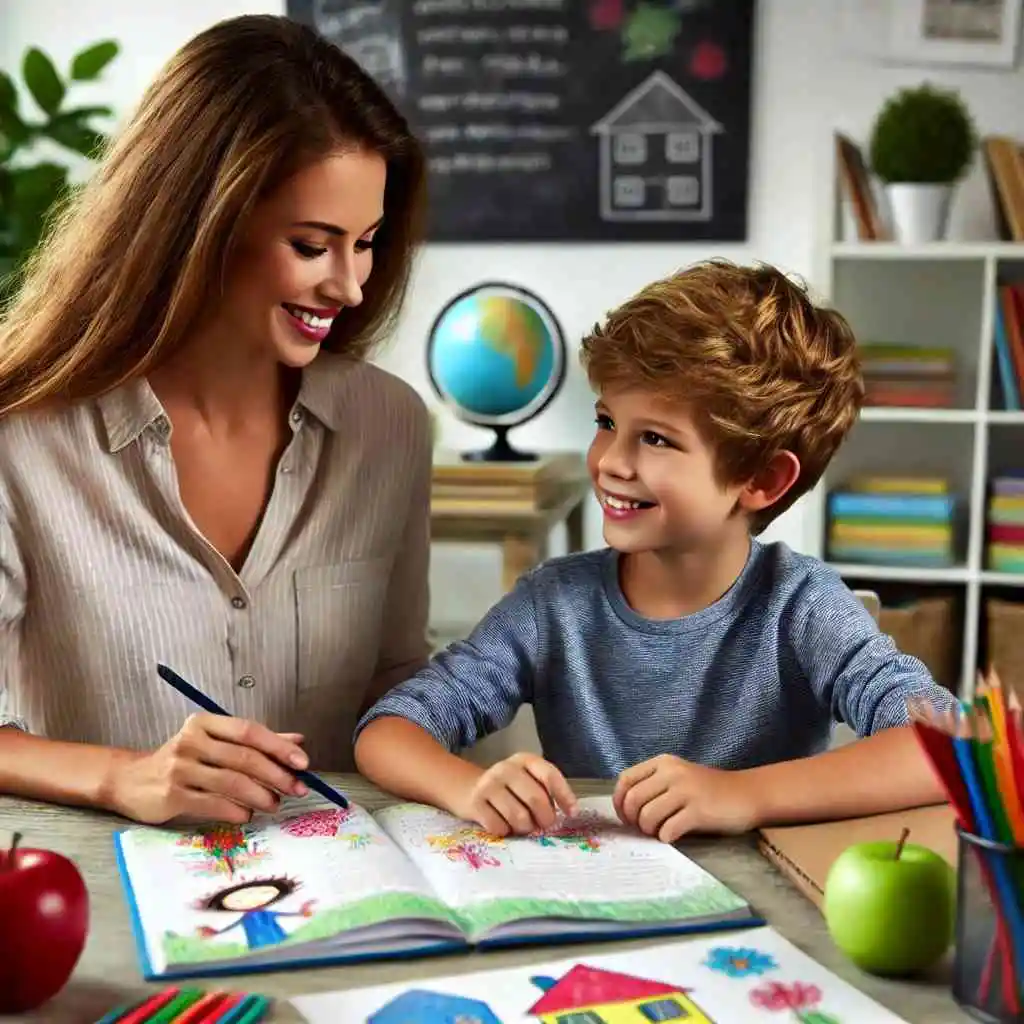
{"left": 367, "top": 988, "right": 504, "bottom": 1023}
{"left": 622, "top": 1, "right": 682, "bottom": 61}
{"left": 527, "top": 964, "right": 716, "bottom": 1023}
{"left": 750, "top": 980, "right": 842, "bottom": 1023}
{"left": 703, "top": 945, "right": 778, "bottom": 978}
{"left": 337, "top": 831, "right": 381, "bottom": 851}
{"left": 426, "top": 826, "right": 506, "bottom": 871}
{"left": 175, "top": 825, "right": 266, "bottom": 877}
{"left": 529, "top": 815, "right": 603, "bottom": 853}
{"left": 193, "top": 875, "right": 316, "bottom": 951}
{"left": 589, "top": 0, "right": 624, "bottom": 31}
{"left": 279, "top": 807, "right": 353, "bottom": 838}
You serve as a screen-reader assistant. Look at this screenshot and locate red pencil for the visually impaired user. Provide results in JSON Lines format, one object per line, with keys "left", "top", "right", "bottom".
{"left": 115, "top": 987, "right": 180, "bottom": 1024}
{"left": 908, "top": 699, "right": 1020, "bottom": 1013}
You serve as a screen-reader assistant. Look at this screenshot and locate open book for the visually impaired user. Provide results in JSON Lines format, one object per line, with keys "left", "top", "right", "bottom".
{"left": 113, "top": 795, "right": 762, "bottom": 980}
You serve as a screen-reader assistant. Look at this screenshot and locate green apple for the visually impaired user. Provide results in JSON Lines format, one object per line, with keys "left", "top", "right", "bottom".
{"left": 823, "top": 828, "right": 956, "bottom": 977}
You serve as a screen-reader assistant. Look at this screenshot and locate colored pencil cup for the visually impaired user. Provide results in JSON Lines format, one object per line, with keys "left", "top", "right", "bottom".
{"left": 954, "top": 826, "right": 1024, "bottom": 1022}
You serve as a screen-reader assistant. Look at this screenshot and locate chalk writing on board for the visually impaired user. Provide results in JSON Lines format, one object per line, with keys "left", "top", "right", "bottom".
{"left": 291, "top": 0, "right": 754, "bottom": 241}
{"left": 591, "top": 71, "right": 722, "bottom": 222}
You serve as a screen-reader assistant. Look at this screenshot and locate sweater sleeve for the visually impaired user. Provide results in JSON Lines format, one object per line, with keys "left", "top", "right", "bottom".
{"left": 787, "top": 571, "right": 959, "bottom": 737}
{"left": 353, "top": 573, "right": 541, "bottom": 752}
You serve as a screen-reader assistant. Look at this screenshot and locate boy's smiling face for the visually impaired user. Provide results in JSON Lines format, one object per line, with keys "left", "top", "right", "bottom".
{"left": 586, "top": 388, "right": 753, "bottom": 556}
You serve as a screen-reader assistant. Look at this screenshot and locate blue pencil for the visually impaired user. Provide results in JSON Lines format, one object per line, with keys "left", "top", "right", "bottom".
{"left": 953, "top": 726, "right": 1024, "bottom": 980}
{"left": 156, "top": 663, "right": 348, "bottom": 809}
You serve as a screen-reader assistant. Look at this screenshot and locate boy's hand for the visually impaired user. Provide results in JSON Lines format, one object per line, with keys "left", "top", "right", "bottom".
{"left": 451, "top": 752, "right": 579, "bottom": 837}
{"left": 613, "top": 754, "right": 761, "bottom": 843}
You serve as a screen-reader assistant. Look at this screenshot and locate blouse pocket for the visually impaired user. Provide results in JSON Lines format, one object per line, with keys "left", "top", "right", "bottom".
{"left": 294, "top": 559, "right": 390, "bottom": 698}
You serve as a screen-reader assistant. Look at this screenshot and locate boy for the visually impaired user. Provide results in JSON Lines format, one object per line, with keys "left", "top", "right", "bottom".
{"left": 353, "top": 260, "right": 956, "bottom": 843}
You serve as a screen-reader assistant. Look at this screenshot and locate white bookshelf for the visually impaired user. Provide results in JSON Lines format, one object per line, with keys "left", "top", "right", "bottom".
{"left": 806, "top": 241, "right": 1024, "bottom": 698}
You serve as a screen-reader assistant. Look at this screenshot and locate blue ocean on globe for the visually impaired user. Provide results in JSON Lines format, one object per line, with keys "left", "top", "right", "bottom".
{"left": 428, "top": 288, "right": 560, "bottom": 422}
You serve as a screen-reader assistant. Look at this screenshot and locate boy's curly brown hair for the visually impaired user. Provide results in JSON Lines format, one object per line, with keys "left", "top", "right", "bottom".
{"left": 580, "top": 259, "right": 864, "bottom": 533}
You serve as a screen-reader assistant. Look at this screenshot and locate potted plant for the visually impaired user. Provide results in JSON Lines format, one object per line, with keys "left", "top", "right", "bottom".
{"left": 868, "top": 82, "right": 976, "bottom": 244}
{"left": 0, "top": 40, "right": 119, "bottom": 303}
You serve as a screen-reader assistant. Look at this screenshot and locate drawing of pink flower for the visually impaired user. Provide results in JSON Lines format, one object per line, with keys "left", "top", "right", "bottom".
{"left": 444, "top": 841, "right": 502, "bottom": 870}
{"left": 750, "top": 980, "right": 827, "bottom": 1020}
{"left": 280, "top": 808, "right": 352, "bottom": 838}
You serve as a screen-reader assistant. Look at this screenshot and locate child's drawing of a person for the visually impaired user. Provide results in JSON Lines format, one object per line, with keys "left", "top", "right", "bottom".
{"left": 194, "top": 876, "right": 315, "bottom": 950}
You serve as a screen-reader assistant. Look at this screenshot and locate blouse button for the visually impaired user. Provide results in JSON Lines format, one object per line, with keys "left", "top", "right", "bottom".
{"left": 237, "top": 675, "right": 256, "bottom": 689}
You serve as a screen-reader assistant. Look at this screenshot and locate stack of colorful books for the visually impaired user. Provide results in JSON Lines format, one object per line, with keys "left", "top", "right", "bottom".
{"left": 827, "top": 476, "right": 957, "bottom": 567}
{"left": 988, "top": 474, "right": 1024, "bottom": 574}
{"left": 858, "top": 344, "right": 956, "bottom": 408}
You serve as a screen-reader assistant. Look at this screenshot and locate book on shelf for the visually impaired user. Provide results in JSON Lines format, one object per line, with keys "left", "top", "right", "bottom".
{"left": 981, "top": 135, "right": 1024, "bottom": 243}
{"left": 993, "top": 283, "right": 1024, "bottom": 411}
{"left": 857, "top": 343, "right": 956, "bottom": 409}
{"left": 834, "top": 132, "right": 887, "bottom": 241}
{"left": 988, "top": 475, "right": 1024, "bottom": 573}
{"left": 113, "top": 796, "right": 761, "bottom": 981}
{"left": 826, "top": 481, "right": 956, "bottom": 568}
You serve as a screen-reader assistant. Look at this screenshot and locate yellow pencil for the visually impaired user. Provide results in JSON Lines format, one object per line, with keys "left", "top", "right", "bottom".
{"left": 983, "top": 668, "right": 1024, "bottom": 844}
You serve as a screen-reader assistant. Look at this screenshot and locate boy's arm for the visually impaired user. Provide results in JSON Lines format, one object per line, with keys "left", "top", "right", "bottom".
{"left": 353, "top": 576, "right": 541, "bottom": 808}
{"left": 751, "top": 575, "right": 957, "bottom": 824}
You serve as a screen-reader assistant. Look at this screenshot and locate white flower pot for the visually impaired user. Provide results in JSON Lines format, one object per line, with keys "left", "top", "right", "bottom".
{"left": 885, "top": 183, "right": 953, "bottom": 244}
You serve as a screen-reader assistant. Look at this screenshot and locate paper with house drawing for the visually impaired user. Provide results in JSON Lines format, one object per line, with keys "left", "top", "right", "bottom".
{"left": 292, "top": 924, "right": 910, "bottom": 1023}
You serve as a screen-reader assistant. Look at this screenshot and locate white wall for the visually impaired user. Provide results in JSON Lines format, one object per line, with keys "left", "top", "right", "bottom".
{"left": 4, "top": 0, "right": 1022, "bottom": 628}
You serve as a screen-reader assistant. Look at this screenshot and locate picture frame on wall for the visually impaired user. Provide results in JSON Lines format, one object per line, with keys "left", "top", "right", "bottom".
{"left": 889, "top": 0, "right": 1021, "bottom": 67}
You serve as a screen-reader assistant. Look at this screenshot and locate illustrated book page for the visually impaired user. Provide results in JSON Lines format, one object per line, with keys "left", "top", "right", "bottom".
{"left": 114, "top": 799, "right": 465, "bottom": 979}
{"left": 373, "top": 795, "right": 758, "bottom": 943}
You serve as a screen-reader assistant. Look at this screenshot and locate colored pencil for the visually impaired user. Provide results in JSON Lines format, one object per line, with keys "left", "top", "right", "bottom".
{"left": 172, "top": 991, "right": 231, "bottom": 1024}
{"left": 149, "top": 988, "right": 204, "bottom": 1023}
{"left": 114, "top": 988, "right": 181, "bottom": 1024}
{"left": 196, "top": 993, "right": 246, "bottom": 1024}
{"left": 908, "top": 698, "right": 1020, "bottom": 1011}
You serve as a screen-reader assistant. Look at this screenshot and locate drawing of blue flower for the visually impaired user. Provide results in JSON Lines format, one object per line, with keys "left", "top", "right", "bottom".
{"left": 704, "top": 946, "right": 778, "bottom": 978}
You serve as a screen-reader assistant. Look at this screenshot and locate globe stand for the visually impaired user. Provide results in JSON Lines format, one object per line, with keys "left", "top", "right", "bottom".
{"left": 461, "top": 425, "right": 537, "bottom": 463}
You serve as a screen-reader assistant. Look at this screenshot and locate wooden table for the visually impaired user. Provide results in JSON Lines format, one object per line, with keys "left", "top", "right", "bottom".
{"left": 0, "top": 777, "right": 971, "bottom": 1023}
{"left": 430, "top": 451, "right": 591, "bottom": 591}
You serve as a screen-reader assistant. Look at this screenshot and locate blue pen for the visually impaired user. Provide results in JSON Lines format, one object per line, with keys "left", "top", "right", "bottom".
{"left": 156, "top": 662, "right": 348, "bottom": 809}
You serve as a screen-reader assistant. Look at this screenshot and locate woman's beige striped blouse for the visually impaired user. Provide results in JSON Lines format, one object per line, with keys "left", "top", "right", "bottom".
{"left": 0, "top": 353, "right": 432, "bottom": 772}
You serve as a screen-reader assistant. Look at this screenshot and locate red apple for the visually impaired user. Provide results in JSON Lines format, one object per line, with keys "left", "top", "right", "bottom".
{"left": 0, "top": 831, "right": 89, "bottom": 1012}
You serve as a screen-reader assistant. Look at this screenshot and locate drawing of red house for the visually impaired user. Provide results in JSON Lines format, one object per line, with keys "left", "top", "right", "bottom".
{"left": 527, "top": 964, "right": 715, "bottom": 1022}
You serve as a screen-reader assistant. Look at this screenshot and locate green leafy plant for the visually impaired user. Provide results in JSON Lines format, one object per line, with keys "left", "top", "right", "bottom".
{"left": 868, "top": 82, "right": 976, "bottom": 185}
{"left": 0, "top": 40, "right": 119, "bottom": 299}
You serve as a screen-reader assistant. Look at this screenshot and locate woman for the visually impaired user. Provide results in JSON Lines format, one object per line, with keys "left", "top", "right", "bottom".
{"left": 0, "top": 15, "right": 431, "bottom": 826}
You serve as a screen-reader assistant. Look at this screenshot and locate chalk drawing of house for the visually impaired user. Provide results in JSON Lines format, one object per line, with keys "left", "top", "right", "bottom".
{"left": 367, "top": 986, "right": 504, "bottom": 1024}
{"left": 527, "top": 964, "right": 715, "bottom": 1022}
{"left": 590, "top": 70, "right": 723, "bottom": 222}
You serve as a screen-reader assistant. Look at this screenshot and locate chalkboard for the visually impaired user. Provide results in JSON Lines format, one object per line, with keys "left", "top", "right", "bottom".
{"left": 287, "top": 1, "right": 755, "bottom": 243}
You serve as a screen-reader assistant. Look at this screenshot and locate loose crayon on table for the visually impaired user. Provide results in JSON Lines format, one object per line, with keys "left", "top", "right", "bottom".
{"left": 149, "top": 987, "right": 204, "bottom": 1023}
{"left": 115, "top": 987, "right": 181, "bottom": 1024}
{"left": 173, "top": 991, "right": 231, "bottom": 1024}
{"left": 234, "top": 995, "right": 273, "bottom": 1024}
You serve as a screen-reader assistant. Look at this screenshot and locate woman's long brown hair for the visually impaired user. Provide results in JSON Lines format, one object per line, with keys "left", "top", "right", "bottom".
{"left": 0, "top": 14, "right": 426, "bottom": 418}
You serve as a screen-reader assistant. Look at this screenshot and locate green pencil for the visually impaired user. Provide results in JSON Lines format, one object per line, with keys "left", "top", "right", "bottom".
{"left": 235, "top": 995, "right": 273, "bottom": 1023}
{"left": 148, "top": 988, "right": 204, "bottom": 1023}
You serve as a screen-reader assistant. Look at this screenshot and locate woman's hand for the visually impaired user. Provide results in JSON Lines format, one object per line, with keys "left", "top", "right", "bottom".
{"left": 101, "top": 713, "right": 310, "bottom": 825}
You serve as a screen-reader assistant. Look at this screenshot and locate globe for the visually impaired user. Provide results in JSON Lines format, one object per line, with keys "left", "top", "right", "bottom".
{"left": 427, "top": 282, "right": 567, "bottom": 462}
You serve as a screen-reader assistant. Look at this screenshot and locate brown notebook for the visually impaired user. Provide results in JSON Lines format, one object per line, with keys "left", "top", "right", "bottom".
{"left": 757, "top": 804, "right": 957, "bottom": 909}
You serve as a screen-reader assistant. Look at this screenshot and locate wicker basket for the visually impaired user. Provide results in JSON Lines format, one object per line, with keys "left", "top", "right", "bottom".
{"left": 986, "top": 597, "right": 1024, "bottom": 698}
{"left": 879, "top": 596, "right": 959, "bottom": 691}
